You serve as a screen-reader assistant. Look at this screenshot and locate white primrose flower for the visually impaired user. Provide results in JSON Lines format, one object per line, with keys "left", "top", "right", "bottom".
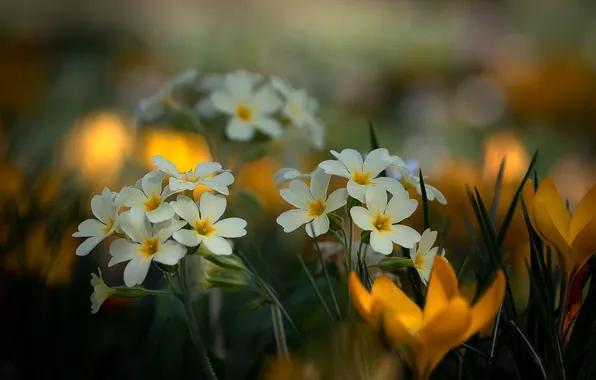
{"left": 271, "top": 76, "right": 325, "bottom": 150}
{"left": 152, "top": 155, "right": 234, "bottom": 195}
{"left": 273, "top": 168, "right": 312, "bottom": 189}
{"left": 123, "top": 171, "right": 180, "bottom": 224}
{"left": 390, "top": 156, "right": 447, "bottom": 205}
{"left": 277, "top": 169, "right": 348, "bottom": 237}
{"left": 90, "top": 268, "right": 115, "bottom": 314}
{"left": 409, "top": 228, "right": 445, "bottom": 284}
{"left": 109, "top": 207, "right": 187, "bottom": 287}
{"left": 350, "top": 185, "right": 421, "bottom": 255}
{"left": 196, "top": 70, "right": 263, "bottom": 118}
{"left": 210, "top": 70, "right": 283, "bottom": 141}
{"left": 73, "top": 187, "right": 127, "bottom": 256}
{"left": 319, "top": 148, "right": 404, "bottom": 202}
{"left": 170, "top": 192, "right": 247, "bottom": 256}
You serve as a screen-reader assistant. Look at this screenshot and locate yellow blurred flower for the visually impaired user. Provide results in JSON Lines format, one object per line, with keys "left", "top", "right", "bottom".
{"left": 261, "top": 357, "right": 319, "bottom": 380}
{"left": 235, "top": 157, "right": 286, "bottom": 210}
{"left": 482, "top": 131, "right": 529, "bottom": 182}
{"left": 524, "top": 178, "right": 596, "bottom": 276}
{"left": 143, "top": 128, "right": 211, "bottom": 172}
{"left": 349, "top": 256, "right": 505, "bottom": 380}
{"left": 44, "top": 225, "right": 78, "bottom": 286}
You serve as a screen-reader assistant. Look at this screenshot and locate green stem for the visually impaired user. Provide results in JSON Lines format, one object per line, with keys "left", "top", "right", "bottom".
{"left": 270, "top": 303, "right": 289, "bottom": 357}
{"left": 312, "top": 226, "right": 341, "bottom": 318}
{"left": 297, "top": 255, "right": 334, "bottom": 320}
{"left": 145, "top": 289, "right": 174, "bottom": 296}
{"left": 347, "top": 219, "right": 354, "bottom": 317}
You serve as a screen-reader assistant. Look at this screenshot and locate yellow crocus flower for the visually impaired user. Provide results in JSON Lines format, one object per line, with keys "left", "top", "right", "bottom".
{"left": 349, "top": 256, "right": 505, "bottom": 380}
{"left": 523, "top": 178, "right": 596, "bottom": 276}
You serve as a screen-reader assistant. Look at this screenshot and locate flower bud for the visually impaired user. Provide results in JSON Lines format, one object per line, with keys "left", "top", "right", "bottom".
{"left": 377, "top": 257, "right": 415, "bottom": 271}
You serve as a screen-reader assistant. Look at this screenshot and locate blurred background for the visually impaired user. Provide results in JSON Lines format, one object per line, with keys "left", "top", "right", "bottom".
{"left": 2, "top": 1, "right": 596, "bottom": 379}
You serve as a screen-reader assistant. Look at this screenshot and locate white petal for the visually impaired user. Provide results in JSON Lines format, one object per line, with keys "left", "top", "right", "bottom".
{"left": 390, "top": 155, "right": 407, "bottom": 168}
{"left": 170, "top": 195, "right": 199, "bottom": 223}
{"left": 90, "top": 191, "right": 113, "bottom": 224}
{"left": 254, "top": 117, "right": 283, "bottom": 138}
{"left": 154, "top": 241, "right": 186, "bottom": 265}
{"left": 418, "top": 229, "right": 438, "bottom": 255}
{"left": 325, "top": 188, "right": 348, "bottom": 212}
{"left": 418, "top": 266, "right": 431, "bottom": 284}
{"left": 146, "top": 203, "right": 175, "bottom": 223}
{"left": 194, "top": 162, "right": 223, "bottom": 179}
{"left": 152, "top": 155, "right": 180, "bottom": 177}
{"left": 211, "top": 91, "right": 236, "bottom": 113}
{"left": 370, "top": 231, "right": 394, "bottom": 255}
{"left": 277, "top": 209, "right": 311, "bottom": 233}
{"left": 141, "top": 171, "right": 165, "bottom": 197}
{"left": 319, "top": 160, "right": 350, "bottom": 178}
{"left": 427, "top": 184, "right": 447, "bottom": 205}
{"left": 123, "top": 258, "right": 152, "bottom": 287}
{"left": 251, "top": 85, "right": 281, "bottom": 114}
{"left": 363, "top": 148, "right": 391, "bottom": 177}
{"left": 226, "top": 118, "right": 255, "bottom": 141}
{"left": 288, "top": 179, "right": 314, "bottom": 204}
{"left": 365, "top": 185, "right": 387, "bottom": 216}
{"left": 154, "top": 217, "right": 187, "bottom": 242}
{"left": 108, "top": 239, "right": 140, "bottom": 266}
{"left": 213, "top": 218, "right": 247, "bottom": 238}
{"left": 346, "top": 180, "right": 366, "bottom": 202}
{"left": 169, "top": 178, "right": 197, "bottom": 192}
{"left": 385, "top": 197, "right": 418, "bottom": 223}
{"left": 305, "top": 215, "right": 329, "bottom": 237}
{"left": 123, "top": 187, "right": 148, "bottom": 208}
{"left": 350, "top": 207, "right": 374, "bottom": 231}
{"left": 199, "top": 192, "right": 226, "bottom": 222}
{"left": 120, "top": 207, "right": 151, "bottom": 243}
{"left": 203, "top": 172, "right": 235, "bottom": 195}
{"left": 173, "top": 229, "right": 202, "bottom": 247}
{"left": 202, "top": 235, "right": 233, "bottom": 255}
{"left": 280, "top": 188, "right": 308, "bottom": 209}
{"left": 309, "top": 168, "right": 330, "bottom": 201}
{"left": 307, "top": 118, "right": 325, "bottom": 150}
{"left": 386, "top": 225, "right": 422, "bottom": 249}
{"left": 332, "top": 149, "right": 363, "bottom": 173}
{"left": 73, "top": 219, "right": 106, "bottom": 238}
{"left": 225, "top": 70, "right": 254, "bottom": 99}
{"left": 374, "top": 177, "right": 406, "bottom": 197}
{"left": 76, "top": 236, "right": 104, "bottom": 256}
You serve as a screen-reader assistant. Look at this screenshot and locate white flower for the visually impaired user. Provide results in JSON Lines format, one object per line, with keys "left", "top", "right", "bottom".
{"left": 170, "top": 192, "right": 247, "bottom": 255}
{"left": 410, "top": 228, "right": 444, "bottom": 284}
{"left": 210, "top": 70, "right": 283, "bottom": 141}
{"left": 151, "top": 155, "right": 234, "bottom": 194}
{"left": 277, "top": 169, "right": 348, "bottom": 237}
{"left": 73, "top": 187, "right": 126, "bottom": 256}
{"left": 109, "top": 207, "right": 186, "bottom": 287}
{"left": 90, "top": 268, "right": 115, "bottom": 314}
{"left": 350, "top": 185, "right": 421, "bottom": 255}
{"left": 319, "top": 148, "right": 404, "bottom": 202}
{"left": 123, "top": 170, "right": 181, "bottom": 223}
{"left": 390, "top": 156, "right": 447, "bottom": 205}
{"left": 273, "top": 168, "right": 312, "bottom": 189}
{"left": 271, "top": 76, "right": 325, "bottom": 150}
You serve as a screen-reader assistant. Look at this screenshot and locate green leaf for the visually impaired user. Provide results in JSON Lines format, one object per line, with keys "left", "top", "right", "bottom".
{"left": 368, "top": 122, "right": 381, "bottom": 150}
{"left": 489, "top": 157, "right": 506, "bottom": 224}
{"left": 377, "top": 257, "right": 415, "bottom": 271}
{"left": 419, "top": 169, "right": 430, "bottom": 230}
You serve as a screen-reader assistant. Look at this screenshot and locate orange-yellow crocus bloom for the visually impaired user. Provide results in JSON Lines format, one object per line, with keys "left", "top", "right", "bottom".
{"left": 349, "top": 256, "right": 505, "bottom": 380}
{"left": 523, "top": 178, "right": 596, "bottom": 276}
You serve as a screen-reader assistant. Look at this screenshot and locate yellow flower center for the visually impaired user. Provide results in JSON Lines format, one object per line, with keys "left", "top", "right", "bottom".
{"left": 415, "top": 253, "right": 425, "bottom": 270}
{"left": 289, "top": 103, "right": 302, "bottom": 120}
{"left": 401, "top": 178, "right": 416, "bottom": 191}
{"left": 307, "top": 199, "right": 327, "bottom": 217}
{"left": 140, "top": 238, "right": 159, "bottom": 259}
{"left": 352, "top": 170, "right": 372, "bottom": 185}
{"left": 102, "top": 218, "right": 115, "bottom": 234}
{"left": 235, "top": 105, "right": 253, "bottom": 122}
{"left": 143, "top": 193, "right": 162, "bottom": 211}
{"left": 195, "top": 219, "right": 216, "bottom": 237}
{"left": 372, "top": 213, "right": 392, "bottom": 232}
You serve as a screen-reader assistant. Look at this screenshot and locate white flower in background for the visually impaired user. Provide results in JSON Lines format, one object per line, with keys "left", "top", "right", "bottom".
{"left": 170, "top": 193, "right": 247, "bottom": 255}
{"left": 271, "top": 76, "right": 325, "bottom": 150}
{"left": 390, "top": 156, "right": 447, "bottom": 205}
{"left": 317, "top": 240, "right": 385, "bottom": 272}
{"left": 123, "top": 170, "right": 181, "bottom": 223}
{"left": 152, "top": 155, "right": 234, "bottom": 195}
{"left": 109, "top": 207, "right": 186, "bottom": 287}
{"left": 319, "top": 148, "right": 404, "bottom": 202}
{"left": 350, "top": 185, "right": 421, "bottom": 255}
{"left": 409, "top": 228, "right": 444, "bottom": 284}
{"left": 387, "top": 157, "right": 419, "bottom": 180}
{"left": 273, "top": 168, "right": 312, "bottom": 189}
{"left": 73, "top": 187, "right": 126, "bottom": 256}
{"left": 90, "top": 269, "right": 115, "bottom": 314}
{"left": 210, "top": 70, "right": 283, "bottom": 141}
{"left": 277, "top": 169, "right": 348, "bottom": 237}
{"left": 196, "top": 70, "right": 264, "bottom": 118}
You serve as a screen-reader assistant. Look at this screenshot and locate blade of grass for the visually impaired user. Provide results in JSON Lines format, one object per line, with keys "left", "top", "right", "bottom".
{"left": 419, "top": 169, "right": 430, "bottom": 230}
{"left": 490, "top": 157, "right": 507, "bottom": 224}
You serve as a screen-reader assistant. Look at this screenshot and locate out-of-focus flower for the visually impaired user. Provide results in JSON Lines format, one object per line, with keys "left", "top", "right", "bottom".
{"left": 261, "top": 357, "right": 320, "bottom": 380}
{"left": 123, "top": 171, "right": 179, "bottom": 223}
{"left": 143, "top": 129, "right": 212, "bottom": 170}
{"left": 90, "top": 269, "right": 115, "bottom": 314}
{"left": 236, "top": 157, "right": 287, "bottom": 209}
{"left": 482, "top": 131, "right": 529, "bottom": 182}
{"left": 350, "top": 186, "right": 420, "bottom": 254}
{"left": 210, "top": 70, "right": 283, "bottom": 141}
{"left": 171, "top": 193, "right": 247, "bottom": 255}
{"left": 271, "top": 76, "right": 325, "bottom": 150}
{"left": 319, "top": 148, "right": 403, "bottom": 202}
{"left": 152, "top": 155, "right": 234, "bottom": 194}
{"left": 109, "top": 207, "right": 186, "bottom": 287}
{"left": 317, "top": 240, "right": 386, "bottom": 278}
{"left": 524, "top": 178, "right": 596, "bottom": 276}
{"left": 45, "top": 225, "right": 78, "bottom": 285}
{"left": 273, "top": 168, "right": 311, "bottom": 189}
{"left": 0, "top": 162, "right": 23, "bottom": 204}
{"left": 277, "top": 169, "right": 347, "bottom": 238}
{"left": 73, "top": 187, "right": 126, "bottom": 256}
{"left": 550, "top": 156, "right": 596, "bottom": 211}
{"left": 409, "top": 229, "right": 443, "bottom": 284}
{"left": 349, "top": 257, "right": 505, "bottom": 380}
{"left": 391, "top": 156, "right": 447, "bottom": 205}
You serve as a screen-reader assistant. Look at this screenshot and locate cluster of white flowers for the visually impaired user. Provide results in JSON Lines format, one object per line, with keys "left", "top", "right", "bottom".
{"left": 275, "top": 148, "right": 446, "bottom": 283}
{"left": 197, "top": 70, "right": 325, "bottom": 150}
{"left": 74, "top": 155, "right": 247, "bottom": 288}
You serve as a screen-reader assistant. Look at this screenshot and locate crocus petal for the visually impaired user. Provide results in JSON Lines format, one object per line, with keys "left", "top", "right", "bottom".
{"left": 325, "top": 189, "right": 348, "bottom": 212}
{"left": 277, "top": 209, "right": 311, "bottom": 233}
{"left": 152, "top": 155, "right": 179, "bottom": 177}
{"left": 371, "top": 276, "right": 422, "bottom": 317}
{"left": 108, "top": 238, "right": 140, "bottom": 266}
{"left": 173, "top": 229, "right": 202, "bottom": 247}
{"left": 533, "top": 191, "right": 571, "bottom": 259}
{"left": 370, "top": 230, "right": 394, "bottom": 255}
{"left": 170, "top": 195, "right": 200, "bottom": 224}
{"left": 226, "top": 118, "right": 255, "bottom": 141}
{"left": 213, "top": 217, "right": 247, "bottom": 238}
{"left": 319, "top": 160, "right": 350, "bottom": 178}
{"left": 202, "top": 235, "right": 233, "bottom": 255}
{"left": 154, "top": 241, "right": 186, "bottom": 266}
{"left": 363, "top": 148, "right": 391, "bottom": 177}
{"left": 76, "top": 236, "right": 104, "bottom": 256}
{"left": 331, "top": 149, "right": 363, "bottom": 173}
{"left": 348, "top": 272, "right": 376, "bottom": 325}
{"left": 73, "top": 219, "right": 107, "bottom": 238}
{"left": 305, "top": 215, "right": 329, "bottom": 237}
{"left": 569, "top": 218, "right": 596, "bottom": 271}
{"left": 385, "top": 225, "right": 421, "bottom": 249}
{"left": 462, "top": 270, "right": 506, "bottom": 342}
{"left": 568, "top": 184, "right": 596, "bottom": 244}
{"left": 385, "top": 197, "right": 418, "bottom": 223}
{"left": 346, "top": 180, "right": 366, "bottom": 202}
{"left": 123, "top": 257, "right": 152, "bottom": 287}
{"left": 350, "top": 207, "right": 374, "bottom": 231}
{"left": 424, "top": 256, "right": 459, "bottom": 321}
{"left": 534, "top": 178, "right": 571, "bottom": 244}
{"left": 309, "top": 168, "right": 330, "bottom": 201}
{"left": 146, "top": 203, "right": 175, "bottom": 223}
{"left": 199, "top": 192, "right": 226, "bottom": 223}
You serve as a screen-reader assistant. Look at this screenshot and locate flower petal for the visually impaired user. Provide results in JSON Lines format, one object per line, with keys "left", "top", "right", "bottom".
{"left": 73, "top": 219, "right": 106, "bottom": 238}
{"left": 203, "top": 172, "right": 235, "bottom": 195}
{"left": 424, "top": 256, "right": 459, "bottom": 321}
{"left": 225, "top": 70, "right": 254, "bottom": 99}
{"left": 350, "top": 206, "right": 374, "bottom": 231}
{"left": 194, "top": 162, "right": 223, "bottom": 179}
{"left": 385, "top": 197, "right": 418, "bottom": 223}
{"left": 365, "top": 185, "right": 388, "bottom": 216}
{"left": 199, "top": 192, "right": 226, "bottom": 223}
{"left": 371, "top": 276, "right": 422, "bottom": 317}
{"left": 226, "top": 118, "right": 255, "bottom": 141}
{"left": 277, "top": 209, "right": 311, "bottom": 233}
{"left": 309, "top": 168, "right": 330, "bottom": 201}
{"left": 319, "top": 160, "right": 350, "bottom": 178}
{"left": 202, "top": 235, "right": 233, "bottom": 255}
{"left": 141, "top": 170, "right": 165, "bottom": 197}
{"left": 173, "top": 229, "right": 202, "bottom": 247}
{"left": 251, "top": 85, "right": 281, "bottom": 113}
{"left": 427, "top": 184, "right": 447, "bottom": 205}
{"left": 325, "top": 188, "right": 348, "bottom": 212}
{"left": 119, "top": 207, "right": 151, "bottom": 243}
{"left": 363, "top": 148, "right": 391, "bottom": 177}
{"left": 569, "top": 218, "right": 596, "bottom": 272}
{"left": 370, "top": 231, "right": 394, "bottom": 255}
{"left": 348, "top": 272, "right": 376, "bottom": 326}
{"left": 123, "top": 187, "right": 148, "bottom": 208}
{"left": 211, "top": 90, "right": 236, "bottom": 113}
{"left": 109, "top": 238, "right": 141, "bottom": 266}
{"left": 154, "top": 218, "right": 186, "bottom": 242}
{"left": 152, "top": 155, "right": 179, "bottom": 177}
{"left": 146, "top": 202, "right": 175, "bottom": 223}
{"left": 90, "top": 190, "right": 113, "bottom": 224}
{"left": 170, "top": 195, "right": 200, "bottom": 223}
{"left": 568, "top": 183, "right": 596, "bottom": 244}
{"left": 76, "top": 236, "right": 104, "bottom": 256}
{"left": 462, "top": 270, "right": 506, "bottom": 342}
{"left": 305, "top": 215, "right": 329, "bottom": 237}
{"left": 154, "top": 240, "right": 186, "bottom": 265}
{"left": 289, "top": 179, "right": 315, "bottom": 204}
{"left": 346, "top": 180, "right": 366, "bottom": 202}
{"left": 331, "top": 149, "right": 363, "bottom": 173}
{"left": 213, "top": 217, "right": 248, "bottom": 238}
{"left": 418, "top": 229, "right": 438, "bottom": 255}
{"left": 123, "top": 257, "right": 152, "bottom": 287}
{"left": 254, "top": 117, "right": 283, "bottom": 138}
{"left": 374, "top": 177, "right": 406, "bottom": 197}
